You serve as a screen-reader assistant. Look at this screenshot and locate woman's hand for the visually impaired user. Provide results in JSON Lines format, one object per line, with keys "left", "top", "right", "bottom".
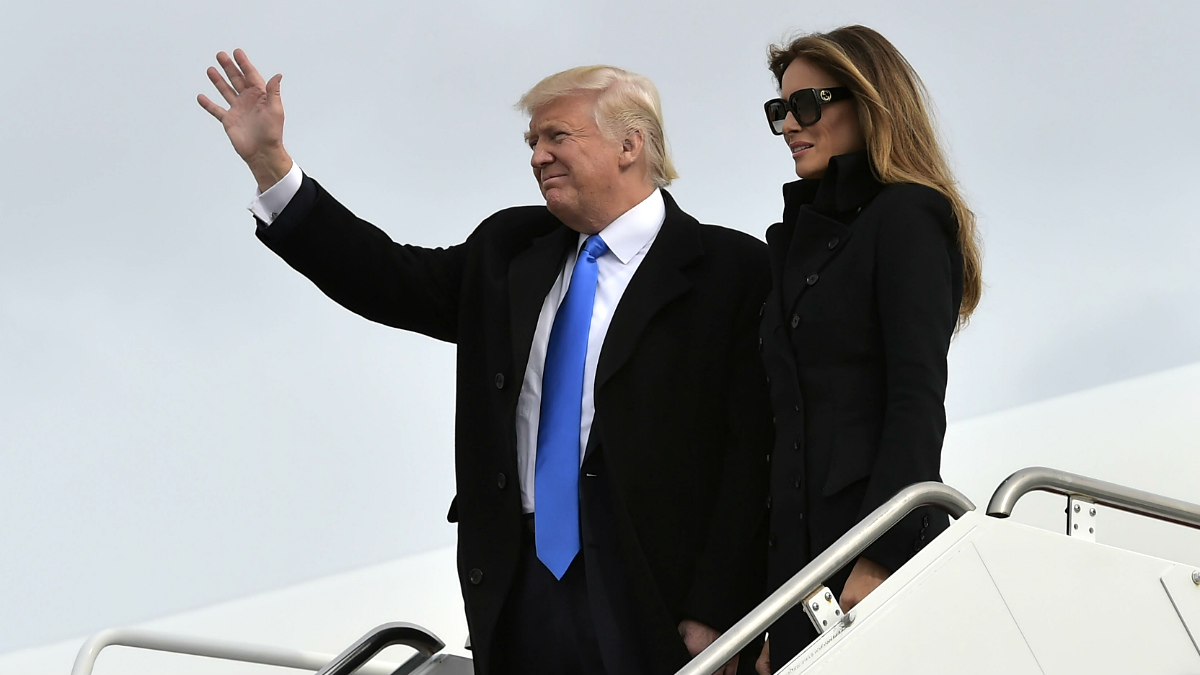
{"left": 755, "top": 639, "right": 771, "bottom": 675}
{"left": 839, "top": 556, "right": 890, "bottom": 612}
{"left": 679, "top": 619, "right": 738, "bottom": 675}
{"left": 198, "top": 49, "right": 292, "bottom": 191}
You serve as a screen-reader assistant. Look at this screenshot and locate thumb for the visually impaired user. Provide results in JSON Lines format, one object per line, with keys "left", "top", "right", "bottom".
{"left": 267, "top": 73, "right": 283, "bottom": 96}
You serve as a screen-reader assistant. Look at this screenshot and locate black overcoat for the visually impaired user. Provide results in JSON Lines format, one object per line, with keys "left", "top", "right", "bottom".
{"left": 759, "top": 151, "right": 963, "bottom": 666}
{"left": 256, "top": 176, "right": 773, "bottom": 675}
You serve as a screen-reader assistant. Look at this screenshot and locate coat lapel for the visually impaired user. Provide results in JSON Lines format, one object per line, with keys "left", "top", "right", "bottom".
{"left": 781, "top": 207, "right": 853, "bottom": 312}
{"left": 508, "top": 225, "right": 576, "bottom": 382}
{"left": 766, "top": 220, "right": 795, "bottom": 317}
{"left": 595, "top": 191, "right": 702, "bottom": 390}
{"left": 764, "top": 221, "right": 800, "bottom": 376}
{"left": 776, "top": 151, "right": 881, "bottom": 313}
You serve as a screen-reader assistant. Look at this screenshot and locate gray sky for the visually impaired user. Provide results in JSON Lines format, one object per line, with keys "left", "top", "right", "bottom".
{"left": 2, "top": 0, "right": 1198, "bottom": 655}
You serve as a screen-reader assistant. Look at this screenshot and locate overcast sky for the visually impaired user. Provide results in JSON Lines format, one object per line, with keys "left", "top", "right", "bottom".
{"left": 2, "top": 0, "right": 1198, "bottom": 655}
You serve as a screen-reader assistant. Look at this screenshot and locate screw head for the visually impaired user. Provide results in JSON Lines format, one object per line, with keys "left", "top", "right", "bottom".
{"left": 811, "top": 601, "right": 821, "bottom": 611}
{"left": 1191, "top": 570, "right": 1200, "bottom": 585}
{"left": 824, "top": 591, "right": 833, "bottom": 602}
{"left": 1090, "top": 508, "right": 1097, "bottom": 516}
{"left": 1073, "top": 503, "right": 1081, "bottom": 513}
{"left": 843, "top": 611, "right": 855, "bottom": 625}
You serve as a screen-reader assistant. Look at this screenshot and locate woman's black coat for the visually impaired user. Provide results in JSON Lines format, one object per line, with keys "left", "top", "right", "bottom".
{"left": 759, "top": 151, "right": 963, "bottom": 665}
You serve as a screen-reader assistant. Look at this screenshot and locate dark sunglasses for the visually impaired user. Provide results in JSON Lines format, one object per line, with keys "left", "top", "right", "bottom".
{"left": 764, "top": 87, "right": 853, "bottom": 134}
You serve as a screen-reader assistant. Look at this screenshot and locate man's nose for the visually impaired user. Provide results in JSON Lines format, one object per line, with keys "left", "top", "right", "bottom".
{"left": 531, "top": 142, "right": 552, "bottom": 168}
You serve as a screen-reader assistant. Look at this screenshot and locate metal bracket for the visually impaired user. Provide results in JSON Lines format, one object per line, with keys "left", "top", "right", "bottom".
{"left": 802, "top": 585, "right": 844, "bottom": 634}
{"left": 1067, "top": 496, "right": 1097, "bottom": 541}
{"left": 1161, "top": 565, "right": 1200, "bottom": 657}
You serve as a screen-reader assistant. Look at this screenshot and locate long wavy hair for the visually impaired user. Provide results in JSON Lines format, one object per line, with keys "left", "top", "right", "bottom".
{"left": 769, "top": 25, "right": 982, "bottom": 324}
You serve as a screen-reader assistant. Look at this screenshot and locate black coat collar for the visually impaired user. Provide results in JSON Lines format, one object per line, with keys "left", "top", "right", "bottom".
{"left": 781, "top": 150, "right": 884, "bottom": 228}
{"left": 767, "top": 151, "right": 883, "bottom": 319}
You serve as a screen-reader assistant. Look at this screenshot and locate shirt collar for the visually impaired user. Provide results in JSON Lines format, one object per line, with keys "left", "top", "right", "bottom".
{"left": 577, "top": 188, "right": 665, "bottom": 264}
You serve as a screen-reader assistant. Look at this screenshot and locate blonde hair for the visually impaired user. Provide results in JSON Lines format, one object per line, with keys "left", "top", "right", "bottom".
{"left": 769, "top": 25, "right": 982, "bottom": 325}
{"left": 518, "top": 65, "right": 678, "bottom": 188}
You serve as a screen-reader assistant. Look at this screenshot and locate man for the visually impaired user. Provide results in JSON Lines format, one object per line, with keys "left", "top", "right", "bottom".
{"left": 199, "top": 50, "right": 771, "bottom": 675}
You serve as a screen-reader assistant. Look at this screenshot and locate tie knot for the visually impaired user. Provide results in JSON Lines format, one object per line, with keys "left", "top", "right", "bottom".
{"left": 581, "top": 235, "right": 609, "bottom": 262}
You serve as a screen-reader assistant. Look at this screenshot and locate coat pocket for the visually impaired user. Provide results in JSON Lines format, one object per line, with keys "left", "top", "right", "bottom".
{"left": 822, "top": 426, "right": 879, "bottom": 497}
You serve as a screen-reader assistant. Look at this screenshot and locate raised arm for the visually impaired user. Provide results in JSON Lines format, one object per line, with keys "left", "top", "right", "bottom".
{"left": 198, "top": 49, "right": 293, "bottom": 192}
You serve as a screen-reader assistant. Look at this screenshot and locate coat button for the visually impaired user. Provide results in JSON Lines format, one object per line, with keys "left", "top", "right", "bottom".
{"left": 794, "top": 475, "right": 803, "bottom": 489}
{"left": 790, "top": 314, "right": 800, "bottom": 328}
{"left": 806, "top": 273, "right": 819, "bottom": 286}
{"left": 793, "top": 439, "right": 801, "bottom": 451}
{"left": 759, "top": 302, "right": 766, "bottom": 317}
{"left": 922, "top": 516, "right": 930, "bottom": 527}
{"left": 469, "top": 568, "right": 483, "bottom": 585}
{"left": 793, "top": 403, "right": 800, "bottom": 412}
{"left": 768, "top": 533, "right": 777, "bottom": 549}
{"left": 827, "top": 237, "right": 839, "bottom": 250}
{"left": 497, "top": 473, "right": 507, "bottom": 489}
{"left": 757, "top": 337, "right": 763, "bottom": 351}
{"left": 494, "top": 373, "right": 505, "bottom": 389}
{"left": 766, "top": 496, "right": 772, "bottom": 510}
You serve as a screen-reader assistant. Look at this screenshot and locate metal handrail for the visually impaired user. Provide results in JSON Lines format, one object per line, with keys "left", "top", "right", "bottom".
{"left": 316, "top": 622, "right": 445, "bottom": 675}
{"left": 675, "top": 481, "right": 975, "bottom": 675}
{"left": 70, "top": 627, "right": 403, "bottom": 675}
{"left": 987, "top": 466, "right": 1200, "bottom": 530}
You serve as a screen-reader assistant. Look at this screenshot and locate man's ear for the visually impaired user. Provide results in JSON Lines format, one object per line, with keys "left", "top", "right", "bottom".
{"left": 617, "top": 129, "right": 645, "bottom": 169}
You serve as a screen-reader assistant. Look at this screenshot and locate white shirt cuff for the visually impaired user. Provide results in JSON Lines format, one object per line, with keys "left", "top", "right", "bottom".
{"left": 248, "top": 162, "right": 303, "bottom": 225}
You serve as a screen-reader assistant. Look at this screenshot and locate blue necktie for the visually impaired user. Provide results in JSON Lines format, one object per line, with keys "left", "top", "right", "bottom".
{"left": 535, "top": 234, "right": 609, "bottom": 579}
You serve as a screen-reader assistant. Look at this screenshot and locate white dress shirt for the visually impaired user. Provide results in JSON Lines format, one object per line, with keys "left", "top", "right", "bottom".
{"left": 249, "top": 166, "right": 665, "bottom": 514}
{"left": 513, "top": 190, "right": 664, "bottom": 513}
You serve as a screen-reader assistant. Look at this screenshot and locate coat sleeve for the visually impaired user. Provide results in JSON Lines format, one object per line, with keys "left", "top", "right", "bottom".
{"left": 859, "top": 187, "right": 961, "bottom": 573}
{"left": 681, "top": 242, "right": 774, "bottom": 633}
{"left": 255, "top": 175, "right": 467, "bottom": 342}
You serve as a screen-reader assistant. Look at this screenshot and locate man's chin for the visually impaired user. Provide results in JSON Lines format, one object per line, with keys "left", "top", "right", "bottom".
{"left": 544, "top": 194, "right": 574, "bottom": 221}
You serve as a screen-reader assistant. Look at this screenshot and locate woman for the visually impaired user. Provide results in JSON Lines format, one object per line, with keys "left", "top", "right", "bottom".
{"left": 755, "top": 25, "right": 982, "bottom": 673}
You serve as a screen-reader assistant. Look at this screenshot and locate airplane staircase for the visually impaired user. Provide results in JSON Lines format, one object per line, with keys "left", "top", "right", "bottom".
{"left": 70, "top": 467, "right": 1200, "bottom": 675}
